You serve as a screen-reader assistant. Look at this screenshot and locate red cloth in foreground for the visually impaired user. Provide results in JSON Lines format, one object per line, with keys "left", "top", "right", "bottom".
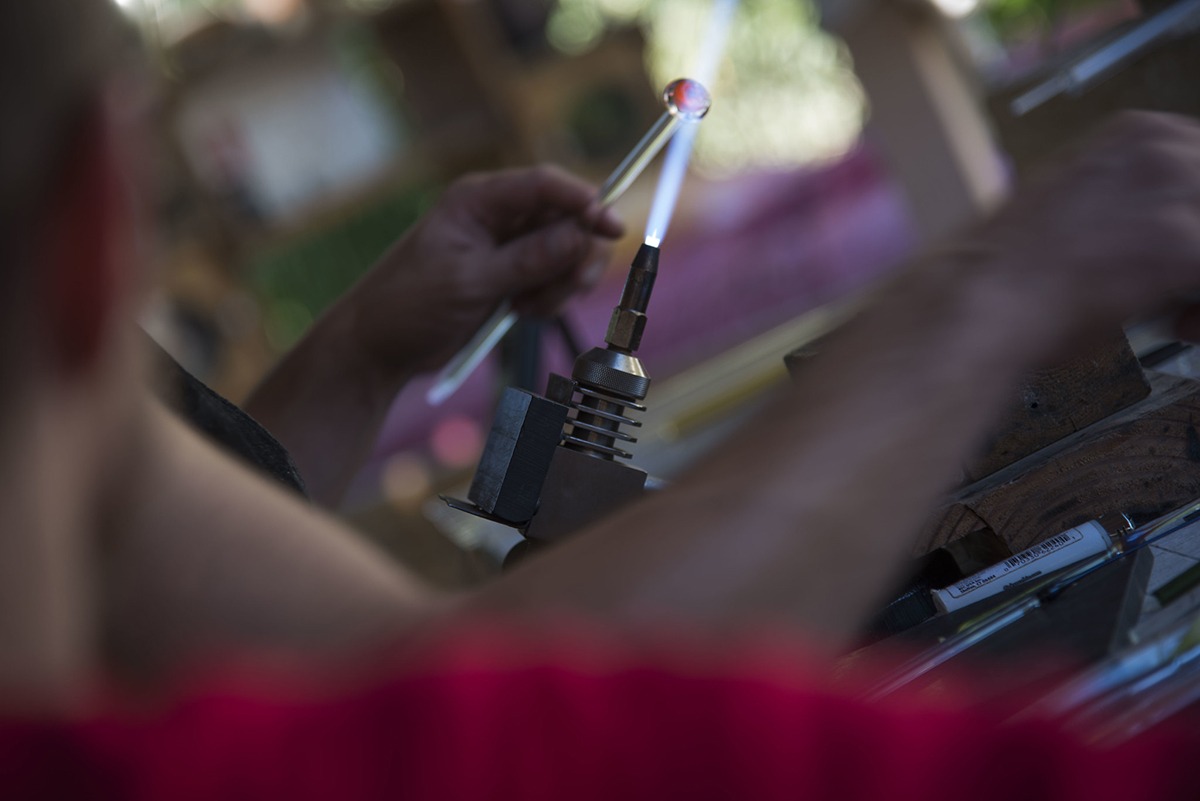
{"left": 0, "top": 623, "right": 1195, "bottom": 800}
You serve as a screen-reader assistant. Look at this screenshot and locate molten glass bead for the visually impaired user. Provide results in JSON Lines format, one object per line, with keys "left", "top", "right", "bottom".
{"left": 663, "top": 78, "right": 711, "bottom": 121}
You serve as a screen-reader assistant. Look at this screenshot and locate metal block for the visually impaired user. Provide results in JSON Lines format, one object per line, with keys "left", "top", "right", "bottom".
{"left": 468, "top": 388, "right": 569, "bottom": 523}
{"left": 544, "top": 372, "right": 575, "bottom": 405}
{"left": 523, "top": 446, "right": 648, "bottom": 543}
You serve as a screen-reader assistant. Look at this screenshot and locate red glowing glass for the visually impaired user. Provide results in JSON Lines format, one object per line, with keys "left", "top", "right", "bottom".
{"left": 664, "top": 78, "right": 711, "bottom": 121}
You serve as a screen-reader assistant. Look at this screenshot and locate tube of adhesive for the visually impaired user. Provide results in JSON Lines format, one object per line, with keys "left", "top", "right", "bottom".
{"left": 932, "top": 517, "right": 1131, "bottom": 614}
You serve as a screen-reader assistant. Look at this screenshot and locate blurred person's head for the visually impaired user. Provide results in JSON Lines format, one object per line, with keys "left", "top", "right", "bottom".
{"left": 1, "top": 1, "right": 136, "bottom": 273}
{"left": 0, "top": 2, "right": 150, "bottom": 516}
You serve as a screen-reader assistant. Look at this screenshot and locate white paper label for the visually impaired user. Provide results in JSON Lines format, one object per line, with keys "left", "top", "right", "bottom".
{"left": 932, "top": 521, "right": 1112, "bottom": 614}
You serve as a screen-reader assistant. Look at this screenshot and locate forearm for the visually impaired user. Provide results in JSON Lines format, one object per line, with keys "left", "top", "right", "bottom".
{"left": 100, "top": 402, "right": 440, "bottom": 681}
{"left": 243, "top": 302, "right": 412, "bottom": 507}
{"left": 478, "top": 250, "right": 1059, "bottom": 649}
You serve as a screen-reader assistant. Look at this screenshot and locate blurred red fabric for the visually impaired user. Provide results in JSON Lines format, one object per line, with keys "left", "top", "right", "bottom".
{"left": 0, "top": 622, "right": 1195, "bottom": 800}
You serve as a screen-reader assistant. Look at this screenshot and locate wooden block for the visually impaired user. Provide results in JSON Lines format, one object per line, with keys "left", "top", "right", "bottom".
{"left": 965, "top": 333, "right": 1150, "bottom": 482}
{"left": 920, "top": 373, "right": 1200, "bottom": 556}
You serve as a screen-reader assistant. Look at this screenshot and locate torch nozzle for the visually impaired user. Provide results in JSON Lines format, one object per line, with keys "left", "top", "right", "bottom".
{"left": 604, "top": 243, "right": 660, "bottom": 353}
{"left": 619, "top": 243, "right": 660, "bottom": 314}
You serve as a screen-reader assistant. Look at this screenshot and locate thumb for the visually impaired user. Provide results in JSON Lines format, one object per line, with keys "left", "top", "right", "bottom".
{"left": 490, "top": 218, "right": 593, "bottom": 296}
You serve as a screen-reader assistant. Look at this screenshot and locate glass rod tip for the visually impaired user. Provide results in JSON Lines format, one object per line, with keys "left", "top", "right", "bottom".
{"left": 664, "top": 78, "right": 712, "bottom": 121}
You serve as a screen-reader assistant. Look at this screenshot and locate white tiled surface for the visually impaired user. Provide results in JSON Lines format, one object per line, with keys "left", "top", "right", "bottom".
{"left": 1133, "top": 518, "right": 1200, "bottom": 636}
{"left": 1124, "top": 337, "right": 1200, "bottom": 630}
{"left": 1153, "top": 530, "right": 1200, "bottom": 560}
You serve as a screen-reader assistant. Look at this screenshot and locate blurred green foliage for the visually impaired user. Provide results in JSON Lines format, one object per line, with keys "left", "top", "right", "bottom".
{"left": 250, "top": 184, "right": 436, "bottom": 350}
{"left": 984, "top": 0, "right": 1118, "bottom": 38}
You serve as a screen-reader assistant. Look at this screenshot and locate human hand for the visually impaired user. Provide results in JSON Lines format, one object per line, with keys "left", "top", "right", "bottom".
{"left": 961, "top": 111, "right": 1200, "bottom": 354}
{"left": 341, "top": 165, "right": 624, "bottom": 378}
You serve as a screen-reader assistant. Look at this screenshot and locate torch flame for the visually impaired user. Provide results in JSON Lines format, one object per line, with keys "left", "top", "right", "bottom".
{"left": 643, "top": 0, "right": 738, "bottom": 246}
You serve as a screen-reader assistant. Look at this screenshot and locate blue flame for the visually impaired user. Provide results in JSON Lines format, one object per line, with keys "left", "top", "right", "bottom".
{"left": 642, "top": 0, "right": 738, "bottom": 246}
{"left": 644, "top": 122, "right": 698, "bottom": 245}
